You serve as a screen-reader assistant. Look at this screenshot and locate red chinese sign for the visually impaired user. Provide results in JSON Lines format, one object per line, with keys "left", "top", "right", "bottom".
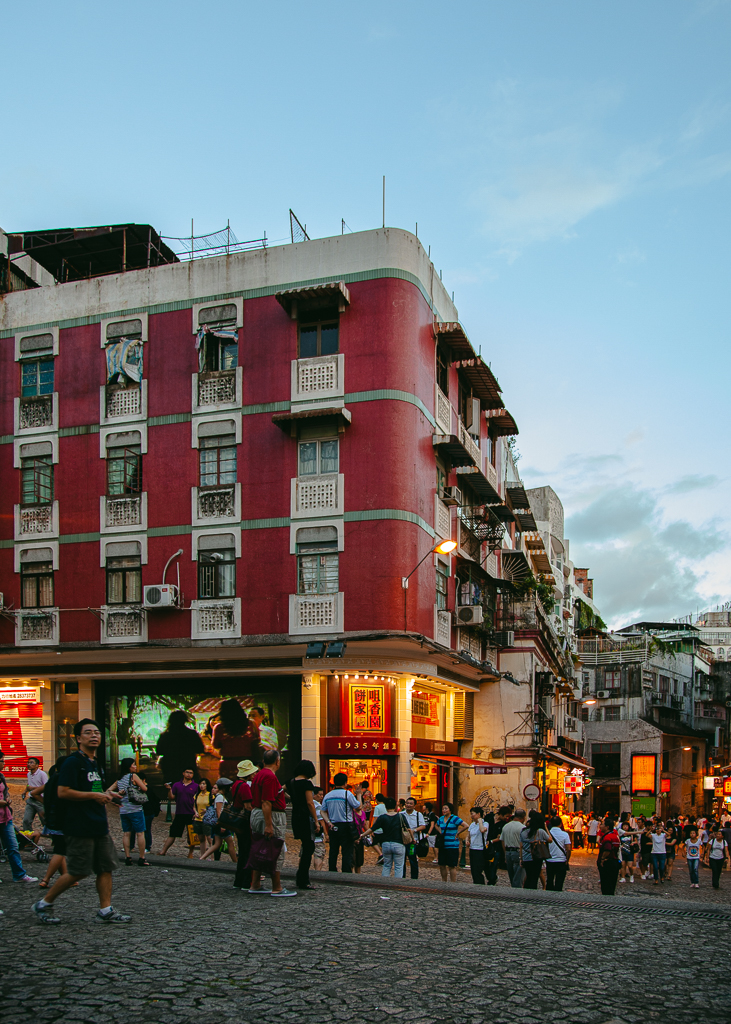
{"left": 411, "top": 691, "right": 440, "bottom": 726}
{"left": 320, "top": 736, "right": 400, "bottom": 755}
{"left": 660, "top": 777, "right": 671, "bottom": 793}
{"left": 349, "top": 684, "right": 385, "bottom": 732}
{"left": 631, "top": 754, "right": 656, "bottom": 795}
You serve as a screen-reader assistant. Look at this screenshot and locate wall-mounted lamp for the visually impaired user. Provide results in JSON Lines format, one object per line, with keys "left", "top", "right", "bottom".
{"left": 402, "top": 539, "right": 457, "bottom": 588}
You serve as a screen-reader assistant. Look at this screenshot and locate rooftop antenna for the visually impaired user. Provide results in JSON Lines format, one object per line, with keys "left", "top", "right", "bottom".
{"left": 289, "top": 210, "right": 310, "bottom": 244}
{"left": 382, "top": 175, "right": 386, "bottom": 228}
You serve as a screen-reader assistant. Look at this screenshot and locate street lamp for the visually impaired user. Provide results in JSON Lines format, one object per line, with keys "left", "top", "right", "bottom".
{"left": 401, "top": 539, "right": 457, "bottom": 588}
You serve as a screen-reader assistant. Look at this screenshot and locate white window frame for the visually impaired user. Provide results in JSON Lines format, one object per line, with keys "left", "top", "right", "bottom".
{"left": 191, "top": 412, "right": 242, "bottom": 449}
{"left": 99, "top": 312, "right": 148, "bottom": 348}
{"left": 191, "top": 528, "right": 242, "bottom": 560}
{"left": 191, "top": 297, "right": 243, "bottom": 334}
{"left": 289, "top": 519, "right": 344, "bottom": 555}
{"left": 14, "top": 327, "right": 59, "bottom": 362}
{"left": 13, "top": 435, "right": 59, "bottom": 468}
{"left": 99, "top": 534, "right": 148, "bottom": 568}
{"left": 14, "top": 540, "right": 60, "bottom": 573}
{"left": 99, "top": 424, "right": 148, "bottom": 458}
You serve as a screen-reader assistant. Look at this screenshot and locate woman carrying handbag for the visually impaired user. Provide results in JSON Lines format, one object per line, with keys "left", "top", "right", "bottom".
{"left": 362, "top": 797, "right": 413, "bottom": 877}
{"left": 519, "top": 810, "right": 552, "bottom": 889}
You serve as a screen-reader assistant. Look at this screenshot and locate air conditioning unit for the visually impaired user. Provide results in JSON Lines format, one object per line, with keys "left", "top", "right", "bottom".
{"left": 143, "top": 585, "right": 179, "bottom": 609}
{"left": 492, "top": 630, "right": 515, "bottom": 647}
{"left": 595, "top": 689, "right": 610, "bottom": 699}
{"left": 441, "top": 486, "right": 462, "bottom": 507}
{"left": 457, "top": 605, "right": 483, "bottom": 625}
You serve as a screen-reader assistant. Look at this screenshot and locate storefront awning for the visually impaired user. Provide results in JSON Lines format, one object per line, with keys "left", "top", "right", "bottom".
{"left": 415, "top": 754, "right": 508, "bottom": 769}
{"left": 542, "top": 748, "right": 595, "bottom": 774}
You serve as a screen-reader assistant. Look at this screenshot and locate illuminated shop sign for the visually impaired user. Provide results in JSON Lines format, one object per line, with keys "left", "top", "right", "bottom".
{"left": 631, "top": 754, "right": 656, "bottom": 795}
{"left": 0, "top": 687, "right": 40, "bottom": 703}
{"left": 411, "top": 690, "right": 440, "bottom": 726}
{"left": 349, "top": 684, "right": 385, "bottom": 732}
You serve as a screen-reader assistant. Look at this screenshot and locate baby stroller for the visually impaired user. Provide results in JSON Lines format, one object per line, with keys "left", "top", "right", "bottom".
{"left": 0, "top": 826, "right": 51, "bottom": 864}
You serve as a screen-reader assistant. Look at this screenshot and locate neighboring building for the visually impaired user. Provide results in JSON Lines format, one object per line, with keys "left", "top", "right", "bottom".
{"left": 578, "top": 624, "right": 713, "bottom": 818}
{"left": 2, "top": 220, "right": 572, "bottom": 812}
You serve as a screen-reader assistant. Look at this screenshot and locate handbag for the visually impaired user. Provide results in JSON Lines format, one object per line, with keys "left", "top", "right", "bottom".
{"left": 187, "top": 824, "right": 200, "bottom": 846}
{"left": 531, "top": 834, "right": 550, "bottom": 860}
{"left": 400, "top": 813, "right": 414, "bottom": 846}
{"left": 245, "top": 833, "right": 284, "bottom": 873}
{"left": 217, "top": 781, "right": 251, "bottom": 832}
{"left": 126, "top": 774, "right": 148, "bottom": 806}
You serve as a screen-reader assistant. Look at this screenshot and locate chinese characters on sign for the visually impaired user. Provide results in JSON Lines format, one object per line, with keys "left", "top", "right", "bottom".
{"left": 411, "top": 691, "right": 440, "bottom": 726}
{"left": 631, "top": 754, "right": 656, "bottom": 795}
{"left": 660, "top": 777, "right": 671, "bottom": 793}
{"left": 350, "top": 684, "right": 385, "bottom": 733}
{"left": 319, "top": 736, "right": 400, "bottom": 755}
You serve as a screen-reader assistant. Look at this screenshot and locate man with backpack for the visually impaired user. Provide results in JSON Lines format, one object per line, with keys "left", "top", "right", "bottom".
{"left": 32, "top": 719, "right": 131, "bottom": 925}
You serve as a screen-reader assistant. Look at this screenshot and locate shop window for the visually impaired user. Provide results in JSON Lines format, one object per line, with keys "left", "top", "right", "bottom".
{"left": 605, "top": 670, "right": 621, "bottom": 690}
{"left": 297, "top": 531, "right": 338, "bottom": 595}
{"left": 21, "top": 456, "right": 53, "bottom": 506}
{"left": 21, "top": 559, "right": 54, "bottom": 608}
{"left": 106, "top": 554, "right": 142, "bottom": 605}
{"left": 298, "top": 438, "right": 338, "bottom": 476}
{"left": 21, "top": 358, "right": 54, "bottom": 397}
{"left": 298, "top": 317, "right": 338, "bottom": 358}
{"left": 604, "top": 706, "right": 621, "bottom": 721}
{"left": 200, "top": 434, "right": 237, "bottom": 487}
{"left": 436, "top": 561, "right": 449, "bottom": 610}
{"left": 198, "top": 547, "right": 236, "bottom": 599}
{"left": 592, "top": 742, "right": 620, "bottom": 776}
{"left": 107, "top": 445, "right": 142, "bottom": 496}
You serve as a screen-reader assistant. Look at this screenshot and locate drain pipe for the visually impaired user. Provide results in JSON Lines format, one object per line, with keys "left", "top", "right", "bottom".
{"left": 162, "top": 549, "right": 184, "bottom": 586}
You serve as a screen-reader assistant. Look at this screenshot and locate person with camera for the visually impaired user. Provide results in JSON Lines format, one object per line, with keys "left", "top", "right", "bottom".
{"left": 320, "top": 772, "right": 361, "bottom": 873}
{"left": 401, "top": 796, "right": 426, "bottom": 879}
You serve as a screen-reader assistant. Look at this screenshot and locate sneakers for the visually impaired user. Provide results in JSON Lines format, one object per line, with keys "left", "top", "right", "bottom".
{"left": 619, "top": 877, "right": 626, "bottom": 883}
{"left": 270, "top": 888, "right": 297, "bottom": 897}
{"left": 96, "top": 907, "right": 131, "bottom": 923}
{"left": 629, "top": 876, "right": 634, "bottom": 883}
{"left": 17, "top": 875, "right": 39, "bottom": 883}
{"left": 32, "top": 900, "right": 61, "bottom": 925}
{"left": 247, "top": 888, "right": 271, "bottom": 894}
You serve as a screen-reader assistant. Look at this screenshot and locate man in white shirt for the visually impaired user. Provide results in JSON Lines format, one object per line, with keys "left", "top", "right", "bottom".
{"left": 401, "top": 797, "right": 426, "bottom": 879}
{"left": 500, "top": 809, "right": 526, "bottom": 887}
{"left": 22, "top": 757, "right": 49, "bottom": 830}
{"left": 320, "top": 773, "right": 361, "bottom": 873}
{"left": 546, "top": 815, "right": 572, "bottom": 891}
{"left": 249, "top": 707, "right": 278, "bottom": 752}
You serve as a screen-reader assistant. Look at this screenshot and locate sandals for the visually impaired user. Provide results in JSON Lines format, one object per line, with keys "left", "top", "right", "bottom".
{"left": 38, "top": 880, "right": 49, "bottom": 889}
{"left": 124, "top": 857, "right": 133, "bottom": 866}
{"left": 137, "top": 858, "right": 151, "bottom": 867}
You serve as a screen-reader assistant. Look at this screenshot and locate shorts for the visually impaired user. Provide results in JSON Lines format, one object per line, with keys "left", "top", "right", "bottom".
{"left": 313, "top": 842, "right": 326, "bottom": 862}
{"left": 437, "top": 847, "right": 460, "bottom": 868}
{"left": 193, "top": 821, "right": 213, "bottom": 838}
{"left": 250, "top": 808, "right": 286, "bottom": 873}
{"left": 621, "top": 851, "right": 635, "bottom": 863}
{"left": 65, "top": 834, "right": 118, "bottom": 877}
{"left": 120, "top": 810, "right": 146, "bottom": 833}
{"left": 427, "top": 834, "right": 436, "bottom": 847}
{"left": 51, "top": 835, "right": 67, "bottom": 856}
{"left": 169, "top": 813, "right": 194, "bottom": 838}
{"left": 666, "top": 847, "right": 675, "bottom": 860}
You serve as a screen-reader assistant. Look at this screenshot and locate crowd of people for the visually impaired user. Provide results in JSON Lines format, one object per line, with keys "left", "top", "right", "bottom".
{"left": 1, "top": 720, "right": 730, "bottom": 923}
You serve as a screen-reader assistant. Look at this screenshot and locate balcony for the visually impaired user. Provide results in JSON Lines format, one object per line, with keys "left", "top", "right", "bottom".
{"left": 16, "top": 394, "right": 56, "bottom": 433}
{"left": 16, "top": 609, "right": 58, "bottom": 646}
{"left": 291, "top": 474, "right": 344, "bottom": 519}
{"left": 14, "top": 501, "right": 59, "bottom": 541}
{"left": 434, "top": 494, "right": 451, "bottom": 539}
{"left": 105, "top": 383, "right": 142, "bottom": 420}
{"left": 458, "top": 518, "right": 481, "bottom": 562}
{"left": 192, "top": 484, "right": 241, "bottom": 526}
{"left": 191, "top": 367, "right": 242, "bottom": 414}
{"left": 191, "top": 599, "right": 241, "bottom": 640}
{"left": 289, "top": 593, "right": 344, "bottom": 635}
{"left": 458, "top": 419, "right": 481, "bottom": 466}
{"left": 434, "top": 607, "right": 452, "bottom": 648}
{"left": 290, "top": 354, "right": 345, "bottom": 414}
{"left": 101, "top": 607, "right": 147, "bottom": 644}
{"left": 434, "top": 383, "right": 451, "bottom": 434}
{"left": 101, "top": 494, "right": 147, "bottom": 533}
{"left": 458, "top": 628, "right": 482, "bottom": 661}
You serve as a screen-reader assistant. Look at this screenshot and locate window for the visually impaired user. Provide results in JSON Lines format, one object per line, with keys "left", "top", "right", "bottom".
{"left": 580, "top": 706, "right": 590, "bottom": 722}
{"left": 604, "top": 706, "right": 621, "bottom": 721}
{"left": 200, "top": 435, "right": 237, "bottom": 487}
{"left": 605, "top": 670, "right": 621, "bottom": 689}
{"left": 297, "top": 530, "right": 339, "bottom": 595}
{"left": 21, "top": 560, "right": 54, "bottom": 608}
{"left": 659, "top": 675, "right": 670, "bottom": 693}
{"left": 21, "top": 359, "right": 54, "bottom": 397}
{"left": 106, "top": 555, "right": 142, "bottom": 605}
{"left": 21, "top": 456, "right": 53, "bottom": 506}
{"left": 298, "top": 318, "right": 338, "bottom": 358}
{"left": 691, "top": 750, "right": 698, "bottom": 773}
{"left": 199, "top": 330, "right": 238, "bottom": 372}
{"left": 436, "top": 562, "right": 449, "bottom": 610}
{"left": 486, "top": 432, "right": 495, "bottom": 467}
{"left": 436, "top": 344, "right": 449, "bottom": 395}
{"left": 662, "top": 750, "right": 670, "bottom": 772}
{"left": 107, "top": 445, "right": 142, "bottom": 496}
{"left": 690, "top": 785, "right": 697, "bottom": 807}
{"left": 298, "top": 438, "right": 338, "bottom": 477}
{"left": 592, "top": 743, "right": 620, "bottom": 776}
{"left": 198, "top": 548, "right": 236, "bottom": 599}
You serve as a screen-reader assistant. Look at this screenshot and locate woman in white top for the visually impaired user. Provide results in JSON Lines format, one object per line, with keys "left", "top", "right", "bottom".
{"left": 466, "top": 807, "right": 490, "bottom": 885}
{"left": 546, "top": 815, "right": 572, "bottom": 891}
{"left": 708, "top": 828, "right": 729, "bottom": 890}
{"left": 649, "top": 824, "right": 667, "bottom": 884}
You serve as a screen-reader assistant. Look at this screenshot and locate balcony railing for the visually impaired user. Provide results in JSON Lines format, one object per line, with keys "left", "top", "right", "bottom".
{"left": 19, "top": 395, "right": 53, "bottom": 430}
{"left": 18, "top": 505, "right": 54, "bottom": 536}
{"left": 291, "top": 354, "right": 345, "bottom": 410}
{"left": 459, "top": 518, "right": 481, "bottom": 561}
{"left": 18, "top": 610, "right": 57, "bottom": 643}
{"left": 197, "top": 370, "right": 236, "bottom": 407}
{"left": 435, "top": 607, "right": 452, "bottom": 647}
{"left": 458, "top": 419, "right": 481, "bottom": 466}
{"left": 106, "top": 383, "right": 142, "bottom": 419}
{"left": 435, "top": 384, "right": 451, "bottom": 434}
{"left": 105, "top": 609, "right": 144, "bottom": 640}
{"left": 435, "top": 494, "right": 451, "bottom": 539}
{"left": 105, "top": 496, "right": 142, "bottom": 529}
{"left": 292, "top": 474, "right": 343, "bottom": 517}
{"left": 191, "top": 599, "right": 241, "bottom": 639}
{"left": 289, "top": 593, "right": 343, "bottom": 635}
{"left": 197, "top": 486, "right": 236, "bottom": 519}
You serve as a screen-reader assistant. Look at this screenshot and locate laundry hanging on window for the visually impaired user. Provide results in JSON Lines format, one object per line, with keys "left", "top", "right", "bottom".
{"left": 196, "top": 326, "right": 239, "bottom": 373}
{"left": 106, "top": 338, "right": 143, "bottom": 383}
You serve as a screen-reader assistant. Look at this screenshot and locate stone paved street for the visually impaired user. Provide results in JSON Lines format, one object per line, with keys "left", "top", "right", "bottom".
{"left": 2, "top": 842, "right": 730, "bottom": 1024}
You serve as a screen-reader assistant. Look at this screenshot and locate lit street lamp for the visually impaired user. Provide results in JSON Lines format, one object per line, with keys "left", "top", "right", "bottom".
{"left": 401, "top": 539, "right": 457, "bottom": 588}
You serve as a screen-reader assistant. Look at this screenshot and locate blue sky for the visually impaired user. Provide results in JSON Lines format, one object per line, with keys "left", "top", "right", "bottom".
{"left": 3, "top": 1, "right": 730, "bottom": 626}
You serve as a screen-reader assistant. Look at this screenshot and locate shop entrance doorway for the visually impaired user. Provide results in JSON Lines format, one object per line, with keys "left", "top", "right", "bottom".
{"left": 593, "top": 784, "right": 620, "bottom": 818}
{"left": 326, "top": 757, "right": 391, "bottom": 799}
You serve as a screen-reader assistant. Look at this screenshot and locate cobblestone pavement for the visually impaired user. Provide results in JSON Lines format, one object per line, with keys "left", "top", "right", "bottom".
{"left": 2, "top": 833, "right": 731, "bottom": 1024}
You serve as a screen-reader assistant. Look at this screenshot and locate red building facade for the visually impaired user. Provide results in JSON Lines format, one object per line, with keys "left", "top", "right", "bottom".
{"left": 0, "top": 227, "right": 519, "bottom": 799}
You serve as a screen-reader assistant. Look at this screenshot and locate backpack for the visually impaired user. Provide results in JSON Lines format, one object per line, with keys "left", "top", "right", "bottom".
{"left": 43, "top": 773, "right": 65, "bottom": 832}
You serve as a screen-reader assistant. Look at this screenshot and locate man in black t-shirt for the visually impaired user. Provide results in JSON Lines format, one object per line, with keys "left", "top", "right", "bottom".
{"left": 32, "top": 719, "right": 131, "bottom": 925}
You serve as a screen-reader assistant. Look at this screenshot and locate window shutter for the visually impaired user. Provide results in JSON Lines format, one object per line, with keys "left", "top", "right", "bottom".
{"left": 452, "top": 691, "right": 474, "bottom": 740}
